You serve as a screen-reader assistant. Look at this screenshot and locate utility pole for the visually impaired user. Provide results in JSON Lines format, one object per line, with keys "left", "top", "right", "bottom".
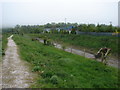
{"left": 65, "top": 18, "right": 66, "bottom": 24}
{"left": 110, "top": 21, "right": 112, "bottom": 25}
{"left": 65, "top": 18, "right": 67, "bottom": 30}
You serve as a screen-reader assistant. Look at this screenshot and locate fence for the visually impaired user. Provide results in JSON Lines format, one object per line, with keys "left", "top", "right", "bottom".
{"left": 76, "top": 31, "right": 120, "bottom": 37}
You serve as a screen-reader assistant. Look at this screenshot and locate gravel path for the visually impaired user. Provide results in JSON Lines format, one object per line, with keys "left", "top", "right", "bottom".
{"left": 2, "top": 35, "right": 35, "bottom": 88}
{"left": 37, "top": 38, "right": 119, "bottom": 68}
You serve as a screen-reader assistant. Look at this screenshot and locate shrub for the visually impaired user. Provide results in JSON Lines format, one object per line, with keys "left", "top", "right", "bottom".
{"left": 46, "top": 39, "right": 51, "bottom": 46}
{"left": 41, "top": 71, "right": 53, "bottom": 78}
{"left": 50, "top": 75, "right": 59, "bottom": 84}
{"left": 62, "top": 45, "right": 66, "bottom": 51}
{"left": 46, "top": 39, "right": 54, "bottom": 46}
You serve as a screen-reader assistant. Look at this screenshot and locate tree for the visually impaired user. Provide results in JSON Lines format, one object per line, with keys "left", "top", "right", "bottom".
{"left": 71, "top": 26, "right": 76, "bottom": 34}
{"left": 87, "top": 24, "right": 96, "bottom": 32}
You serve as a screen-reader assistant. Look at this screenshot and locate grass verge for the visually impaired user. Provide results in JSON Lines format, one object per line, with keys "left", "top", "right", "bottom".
{"left": 2, "top": 34, "right": 10, "bottom": 58}
{"left": 13, "top": 34, "right": 119, "bottom": 88}
{"left": 30, "top": 34, "right": 119, "bottom": 57}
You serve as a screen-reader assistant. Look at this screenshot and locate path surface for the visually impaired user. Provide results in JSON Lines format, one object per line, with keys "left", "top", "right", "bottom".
{"left": 2, "top": 35, "right": 35, "bottom": 88}
{"left": 37, "top": 38, "right": 119, "bottom": 68}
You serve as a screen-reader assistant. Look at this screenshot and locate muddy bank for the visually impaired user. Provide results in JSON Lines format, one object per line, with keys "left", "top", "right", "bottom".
{"left": 2, "top": 35, "right": 36, "bottom": 88}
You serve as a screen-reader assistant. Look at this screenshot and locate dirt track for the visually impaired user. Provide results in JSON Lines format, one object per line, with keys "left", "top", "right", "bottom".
{"left": 2, "top": 35, "right": 35, "bottom": 88}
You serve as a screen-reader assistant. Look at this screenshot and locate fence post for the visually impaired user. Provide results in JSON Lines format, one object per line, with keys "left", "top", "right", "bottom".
{"left": 84, "top": 49, "right": 85, "bottom": 57}
{"left": 71, "top": 47, "right": 72, "bottom": 53}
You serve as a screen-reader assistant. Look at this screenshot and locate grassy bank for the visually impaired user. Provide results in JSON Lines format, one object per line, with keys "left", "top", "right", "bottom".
{"left": 13, "top": 34, "right": 118, "bottom": 88}
{"left": 30, "top": 34, "right": 119, "bottom": 57}
{"left": 2, "top": 34, "right": 10, "bottom": 56}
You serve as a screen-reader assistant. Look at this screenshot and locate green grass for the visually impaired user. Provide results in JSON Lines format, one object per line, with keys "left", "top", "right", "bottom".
{"left": 13, "top": 34, "right": 119, "bottom": 88}
{"left": 30, "top": 34, "right": 119, "bottom": 57}
{"left": 2, "top": 34, "right": 10, "bottom": 57}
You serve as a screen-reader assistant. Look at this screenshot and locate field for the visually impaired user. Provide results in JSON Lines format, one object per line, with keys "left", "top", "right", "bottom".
{"left": 29, "top": 34, "right": 119, "bottom": 57}
{"left": 13, "top": 34, "right": 119, "bottom": 88}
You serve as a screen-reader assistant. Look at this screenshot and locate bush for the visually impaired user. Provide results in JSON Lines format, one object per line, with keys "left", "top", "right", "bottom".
{"left": 41, "top": 71, "right": 53, "bottom": 78}
{"left": 50, "top": 75, "right": 59, "bottom": 84}
{"left": 44, "top": 38, "right": 54, "bottom": 46}
{"left": 46, "top": 39, "right": 52, "bottom": 46}
{"left": 62, "top": 45, "right": 66, "bottom": 51}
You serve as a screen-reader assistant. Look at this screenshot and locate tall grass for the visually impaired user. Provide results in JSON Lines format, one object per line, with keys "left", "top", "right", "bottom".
{"left": 13, "top": 34, "right": 119, "bottom": 88}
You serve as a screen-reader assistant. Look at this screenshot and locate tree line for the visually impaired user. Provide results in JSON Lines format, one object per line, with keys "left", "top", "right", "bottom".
{"left": 2, "top": 22, "right": 120, "bottom": 34}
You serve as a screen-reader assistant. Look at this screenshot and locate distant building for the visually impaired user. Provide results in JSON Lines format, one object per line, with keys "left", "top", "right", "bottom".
{"left": 56, "top": 28, "right": 61, "bottom": 32}
{"left": 43, "top": 28, "right": 51, "bottom": 33}
{"left": 118, "top": 1, "right": 120, "bottom": 27}
{"left": 43, "top": 26, "right": 74, "bottom": 33}
{"left": 60, "top": 26, "right": 73, "bottom": 31}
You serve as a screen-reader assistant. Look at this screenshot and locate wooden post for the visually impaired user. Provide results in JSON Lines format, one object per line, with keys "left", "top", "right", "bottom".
{"left": 71, "top": 47, "right": 72, "bottom": 53}
{"left": 84, "top": 49, "right": 85, "bottom": 57}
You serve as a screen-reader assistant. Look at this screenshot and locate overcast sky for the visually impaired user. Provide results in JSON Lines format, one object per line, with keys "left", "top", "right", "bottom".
{"left": 0, "top": 0, "right": 119, "bottom": 28}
